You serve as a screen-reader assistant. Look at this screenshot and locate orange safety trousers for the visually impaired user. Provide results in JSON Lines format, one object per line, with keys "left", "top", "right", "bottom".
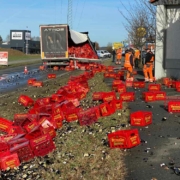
{"left": 116, "top": 54, "right": 122, "bottom": 64}
{"left": 143, "top": 63, "right": 153, "bottom": 81}
{"left": 125, "top": 66, "right": 133, "bottom": 79}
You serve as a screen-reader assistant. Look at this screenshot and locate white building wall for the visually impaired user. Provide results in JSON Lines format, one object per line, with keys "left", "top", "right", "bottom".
{"left": 155, "top": 5, "right": 166, "bottom": 80}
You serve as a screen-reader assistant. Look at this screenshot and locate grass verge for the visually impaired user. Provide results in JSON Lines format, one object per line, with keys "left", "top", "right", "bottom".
{"left": 0, "top": 59, "right": 128, "bottom": 180}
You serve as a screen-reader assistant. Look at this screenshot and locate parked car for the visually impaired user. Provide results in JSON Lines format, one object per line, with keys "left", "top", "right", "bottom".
{"left": 96, "top": 50, "right": 111, "bottom": 58}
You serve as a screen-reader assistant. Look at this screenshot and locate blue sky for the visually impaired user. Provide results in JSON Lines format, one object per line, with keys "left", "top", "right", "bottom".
{"left": 0, "top": 0, "right": 132, "bottom": 47}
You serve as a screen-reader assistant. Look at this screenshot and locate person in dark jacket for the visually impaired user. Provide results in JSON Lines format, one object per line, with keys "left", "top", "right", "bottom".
{"left": 112, "top": 47, "right": 116, "bottom": 62}
{"left": 143, "top": 48, "right": 155, "bottom": 82}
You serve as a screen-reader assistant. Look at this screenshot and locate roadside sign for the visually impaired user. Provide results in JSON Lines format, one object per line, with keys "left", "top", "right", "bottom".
{"left": 0, "top": 52, "right": 8, "bottom": 65}
{"left": 113, "top": 42, "right": 123, "bottom": 49}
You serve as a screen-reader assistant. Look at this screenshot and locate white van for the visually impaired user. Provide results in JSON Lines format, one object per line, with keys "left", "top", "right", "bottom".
{"left": 96, "top": 50, "right": 111, "bottom": 58}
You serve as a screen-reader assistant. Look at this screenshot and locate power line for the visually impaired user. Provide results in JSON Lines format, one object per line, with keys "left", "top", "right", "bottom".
{"left": 77, "top": 0, "right": 86, "bottom": 30}
{"left": 74, "top": 0, "right": 79, "bottom": 26}
{"left": 67, "top": 0, "right": 73, "bottom": 29}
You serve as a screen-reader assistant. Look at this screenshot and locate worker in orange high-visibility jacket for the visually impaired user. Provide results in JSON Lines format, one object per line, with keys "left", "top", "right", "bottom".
{"left": 124, "top": 49, "right": 134, "bottom": 81}
{"left": 116, "top": 48, "right": 122, "bottom": 64}
{"left": 143, "top": 48, "right": 155, "bottom": 82}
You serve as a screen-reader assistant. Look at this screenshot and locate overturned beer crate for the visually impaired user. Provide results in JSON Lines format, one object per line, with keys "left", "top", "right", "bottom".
{"left": 108, "top": 129, "right": 141, "bottom": 149}
{"left": 130, "top": 111, "right": 152, "bottom": 126}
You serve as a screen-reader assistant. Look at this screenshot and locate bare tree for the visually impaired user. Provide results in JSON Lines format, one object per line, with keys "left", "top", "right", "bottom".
{"left": 118, "top": 0, "right": 156, "bottom": 49}
{"left": 95, "top": 42, "right": 100, "bottom": 50}
{"left": 106, "top": 42, "right": 113, "bottom": 53}
{"left": 31, "top": 36, "right": 40, "bottom": 41}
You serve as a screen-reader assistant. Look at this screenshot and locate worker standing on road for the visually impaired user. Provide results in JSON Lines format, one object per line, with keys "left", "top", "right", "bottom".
{"left": 112, "top": 47, "right": 116, "bottom": 62}
{"left": 143, "top": 48, "right": 155, "bottom": 82}
{"left": 124, "top": 49, "right": 134, "bottom": 81}
{"left": 134, "top": 48, "right": 140, "bottom": 68}
{"left": 116, "top": 47, "right": 122, "bottom": 64}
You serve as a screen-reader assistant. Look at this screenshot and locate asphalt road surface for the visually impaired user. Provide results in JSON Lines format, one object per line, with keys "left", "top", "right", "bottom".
{"left": 110, "top": 61, "right": 180, "bottom": 180}
{"left": 0, "top": 63, "right": 70, "bottom": 94}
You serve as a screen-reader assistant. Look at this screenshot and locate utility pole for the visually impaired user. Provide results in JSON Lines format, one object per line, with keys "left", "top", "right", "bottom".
{"left": 67, "top": 0, "right": 72, "bottom": 29}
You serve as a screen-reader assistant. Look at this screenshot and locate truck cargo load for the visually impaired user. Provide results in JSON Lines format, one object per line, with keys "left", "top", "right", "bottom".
{"left": 40, "top": 24, "right": 99, "bottom": 66}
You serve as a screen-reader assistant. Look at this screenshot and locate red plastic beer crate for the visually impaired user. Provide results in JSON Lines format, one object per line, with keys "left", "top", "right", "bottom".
{"left": 41, "top": 126, "right": 56, "bottom": 139}
{"left": 24, "top": 121, "right": 39, "bottom": 133}
{"left": 163, "top": 77, "right": 170, "bottom": 86}
{"left": 148, "top": 84, "right": 161, "bottom": 91}
{"left": 99, "top": 102, "right": 115, "bottom": 116}
{"left": 103, "top": 92, "right": 116, "bottom": 102}
{"left": 32, "top": 81, "right": 43, "bottom": 87}
{"left": 171, "top": 80, "right": 176, "bottom": 88}
{"left": 142, "top": 92, "right": 155, "bottom": 102}
{"left": 9, "top": 141, "right": 34, "bottom": 163}
{"left": 64, "top": 108, "right": 81, "bottom": 122}
{"left": 154, "top": 91, "right": 166, "bottom": 101}
{"left": 117, "top": 84, "right": 126, "bottom": 94}
{"left": 35, "top": 97, "right": 51, "bottom": 106}
{"left": 133, "top": 81, "right": 145, "bottom": 88}
{"left": 109, "top": 73, "right": 117, "bottom": 78}
{"left": 175, "top": 81, "right": 180, "bottom": 91}
{"left": 18, "top": 95, "right": 34, "bottom": 107}
{"left": 130, "top": 111, "right": 152, "bottom": 126}
{"left": 111, "top": 99, "right": 123, "bottom": 110}
{"left": 30, "top": 134, "right": 55, "bottom": 157}
{"left": 108, "top": 129, "right": 141, "bottom": 149}
{"left": 47, "top": 74, "right": 56, "bottom": 79}
{"left": 0, "top": 153, "right": 20, "bottom": 170}
{"left": 119, "top": 92, "right": 135, "bottom": 102}
{"left": 112, "top": 80, "right": 123, "bottom": 86}
{"left": 91, "top": 106, "right": 101, "bottom": 119}
{"left": 27, "top": 78, "right": 36, "bottom": 85}
{"left": 168, "top": 101, "right": 180, "bottom": 113}
{"left": 107, "top": 66, "right": 114, "bottom": 72}
{"left": 125, "top": 80, "right": 133, "bottom": 87}
{"left": 78, "top": 108, "right": 98, "bottom": 126}
{"left": 0, "top": 142, "right": 9, "bottom": 153}
{"left": 117, "top": 70, "right": 125, "bottom": 76}
{"left": 25, "top": 128, "right": 42, "bottom": 140}
{"left": 8, "top": 125, "right": 25, "bottom": 134}
{"left": 0, "top": 134, "right": 17, "bottom": 142}
{"left": 14, "top": 113, "right": 28, "bottom": 122}
{"left": 92, "top": 92, "right": 104, "bottom": 101}
{"left": 51, "top": 112, "right": 64, "bottom": 125}
{"left": 0, "top": 117, "right": 13, "bottom": 133}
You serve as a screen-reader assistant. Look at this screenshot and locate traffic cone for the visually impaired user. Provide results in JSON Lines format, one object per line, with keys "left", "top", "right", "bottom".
{"left": 24, "top": 66, "right": 28, "bottom": 74}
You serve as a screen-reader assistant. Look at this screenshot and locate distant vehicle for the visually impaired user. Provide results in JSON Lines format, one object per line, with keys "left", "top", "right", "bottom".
{"left": 96, "top": 50, "right": 111, "bottom": 58}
